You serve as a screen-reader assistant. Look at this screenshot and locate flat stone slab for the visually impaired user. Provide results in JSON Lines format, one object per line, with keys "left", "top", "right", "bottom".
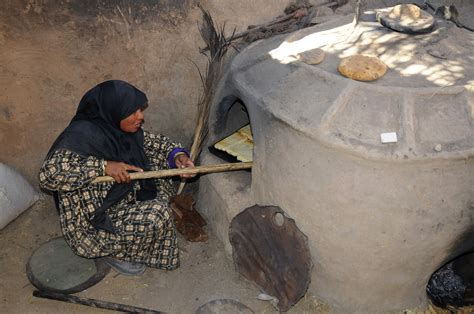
{"left": 196, "top": 299, "right": 254, "bottom": 314}
{"left": 27, "top": 237, "right": 110, "bottom": 294}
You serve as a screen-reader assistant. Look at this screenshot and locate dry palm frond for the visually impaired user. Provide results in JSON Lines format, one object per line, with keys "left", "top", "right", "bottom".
{"left": 190, "top": 4, "right": 235, "bottom": 160}
{"left": 177, "top": 5, "right": 235, "bottom": 194}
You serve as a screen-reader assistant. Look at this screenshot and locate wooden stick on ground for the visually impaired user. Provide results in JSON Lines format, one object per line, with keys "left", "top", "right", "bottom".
{"left": 92, "top": 162, "right": 252, "bottom": 184}
{"left": 33, "top": 290, "right": 163, "bottom": 313}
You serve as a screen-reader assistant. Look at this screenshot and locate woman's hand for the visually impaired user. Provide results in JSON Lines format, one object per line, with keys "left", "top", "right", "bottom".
{"left": 105, "top": 161, "right": 143, "bottom": 184}
{"left": 174, "top": 154, "right": 196, "bottom": 178}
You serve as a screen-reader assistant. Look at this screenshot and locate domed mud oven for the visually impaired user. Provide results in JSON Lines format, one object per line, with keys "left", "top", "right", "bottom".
{"left": 197, "top": 14, "right": 474, "bottom": 312}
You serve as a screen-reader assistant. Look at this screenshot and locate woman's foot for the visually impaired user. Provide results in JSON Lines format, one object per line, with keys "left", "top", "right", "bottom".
{"left": 103, "top": 257, "right": 146, "bottom": 276}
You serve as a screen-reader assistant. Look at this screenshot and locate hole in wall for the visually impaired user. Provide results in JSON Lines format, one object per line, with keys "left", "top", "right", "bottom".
{"left": 273, "top": 212, "right": 285, "bottom": 227}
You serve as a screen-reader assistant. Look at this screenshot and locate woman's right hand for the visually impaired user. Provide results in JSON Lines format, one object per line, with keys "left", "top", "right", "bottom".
{"left": 105, "top": 161, "right": 143, "bottom": 184}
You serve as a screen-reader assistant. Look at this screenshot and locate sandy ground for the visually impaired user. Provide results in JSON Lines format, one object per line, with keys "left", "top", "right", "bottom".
{"left": 0, "top": 197, "right": 328, "bottom": 314}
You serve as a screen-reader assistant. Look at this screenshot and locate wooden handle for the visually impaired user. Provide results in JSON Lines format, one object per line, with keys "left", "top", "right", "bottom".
{"left": 33, "top": 290, "right": 163, "bottom": 313}
{"left": 92, "top": 162, "right": 252, "bottom": 184}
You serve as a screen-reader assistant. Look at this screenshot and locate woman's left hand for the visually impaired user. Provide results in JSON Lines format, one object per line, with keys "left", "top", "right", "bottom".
{"left": 174, "top": 154, "right": 196, "bottom": 178}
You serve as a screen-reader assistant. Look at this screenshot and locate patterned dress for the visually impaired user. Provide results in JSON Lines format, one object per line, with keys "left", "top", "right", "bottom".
{"left": 39, "top": 131, "right": 181, "bottom": 270}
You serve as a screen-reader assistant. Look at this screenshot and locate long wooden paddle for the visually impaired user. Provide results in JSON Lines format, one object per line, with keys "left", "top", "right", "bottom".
{"left": 92, "top": 162, "right": 252, "bottom": 184}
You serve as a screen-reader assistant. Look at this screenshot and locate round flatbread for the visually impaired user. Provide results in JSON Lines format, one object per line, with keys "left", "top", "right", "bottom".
{"left": 338, "top": 55, "right": 387, "bottom": 82}
{"left": 376, "top": 4, "right": 435, "bottom": 34}
{"left": 297, "top": 48, "right": 325, "bottom": 65}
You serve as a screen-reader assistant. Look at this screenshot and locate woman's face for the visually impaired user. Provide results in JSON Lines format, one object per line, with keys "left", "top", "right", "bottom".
{"left": 120, "top": 108, "right": 145, "bottom": 133}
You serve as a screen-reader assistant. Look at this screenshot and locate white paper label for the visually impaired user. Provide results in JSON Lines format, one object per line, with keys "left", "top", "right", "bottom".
{"left": 380, "top": 132, "right": 398, "bottom": 143}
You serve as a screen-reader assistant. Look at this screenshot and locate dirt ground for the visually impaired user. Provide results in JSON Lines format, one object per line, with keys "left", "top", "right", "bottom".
{"left": 2, "top": 198, "right": 473, "bottom": 313}
{"left": 0, "top": 197, "right": 329, "bottom": 313}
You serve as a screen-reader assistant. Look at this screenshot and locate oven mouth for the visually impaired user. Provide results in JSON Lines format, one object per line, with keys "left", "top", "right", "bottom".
{"left": 213, "top": 97, "right": 250, "bottom": 141}
{"left": 427, "top": 250, "right": 474, "bottom": 309}
{"left": 426, "top": 227, "right": 474, "bottom": 309}
{"left": 209, "top": 97, "right": 253, "bottom": 166}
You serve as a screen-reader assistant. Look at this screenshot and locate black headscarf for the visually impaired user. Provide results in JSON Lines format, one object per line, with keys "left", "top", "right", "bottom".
{"left": 48, "top": 80, "right": 157, "bottom": 233}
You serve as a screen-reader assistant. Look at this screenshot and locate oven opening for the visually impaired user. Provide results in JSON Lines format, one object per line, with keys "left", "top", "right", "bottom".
{"left": 427, "top": 251, "right": 474, "bottom": 309}
{"left": 209, "top": 97, "right": 253, "bottom": 167}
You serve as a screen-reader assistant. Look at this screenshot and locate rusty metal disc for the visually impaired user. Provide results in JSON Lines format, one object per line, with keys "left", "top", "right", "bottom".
{"left": 229, "top": 205, "right": 312, "bottom": 311}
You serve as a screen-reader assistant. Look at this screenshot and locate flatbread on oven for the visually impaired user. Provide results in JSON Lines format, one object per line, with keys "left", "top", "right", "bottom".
{"left": 338, "top": 55, "right": 387, "bottom": 82}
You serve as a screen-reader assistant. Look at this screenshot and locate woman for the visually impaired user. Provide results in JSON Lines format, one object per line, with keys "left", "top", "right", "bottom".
{"left": 39, "top": 80, "right": 194, "bottom": 275}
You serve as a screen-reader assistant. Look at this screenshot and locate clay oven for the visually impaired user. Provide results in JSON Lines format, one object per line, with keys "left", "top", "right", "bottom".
{"left": 198, "top": 14, "right": 474, "bottom": 312}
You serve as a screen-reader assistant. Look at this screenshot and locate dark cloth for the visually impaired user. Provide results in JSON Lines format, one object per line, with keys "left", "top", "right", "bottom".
{"left": 47, "top": 80, "right": 157, "bottom": 233}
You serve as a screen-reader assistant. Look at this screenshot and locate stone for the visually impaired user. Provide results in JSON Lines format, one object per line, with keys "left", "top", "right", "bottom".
{"left": 27, "top": 237, "right": 110, "bottom": 294}
{"left": 196, "top": 299, "right": 254, "bottom": 314}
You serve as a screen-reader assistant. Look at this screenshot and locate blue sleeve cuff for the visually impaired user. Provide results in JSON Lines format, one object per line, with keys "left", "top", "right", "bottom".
{"left": 167, "top": 148, "right": 189, "bottom": 169}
